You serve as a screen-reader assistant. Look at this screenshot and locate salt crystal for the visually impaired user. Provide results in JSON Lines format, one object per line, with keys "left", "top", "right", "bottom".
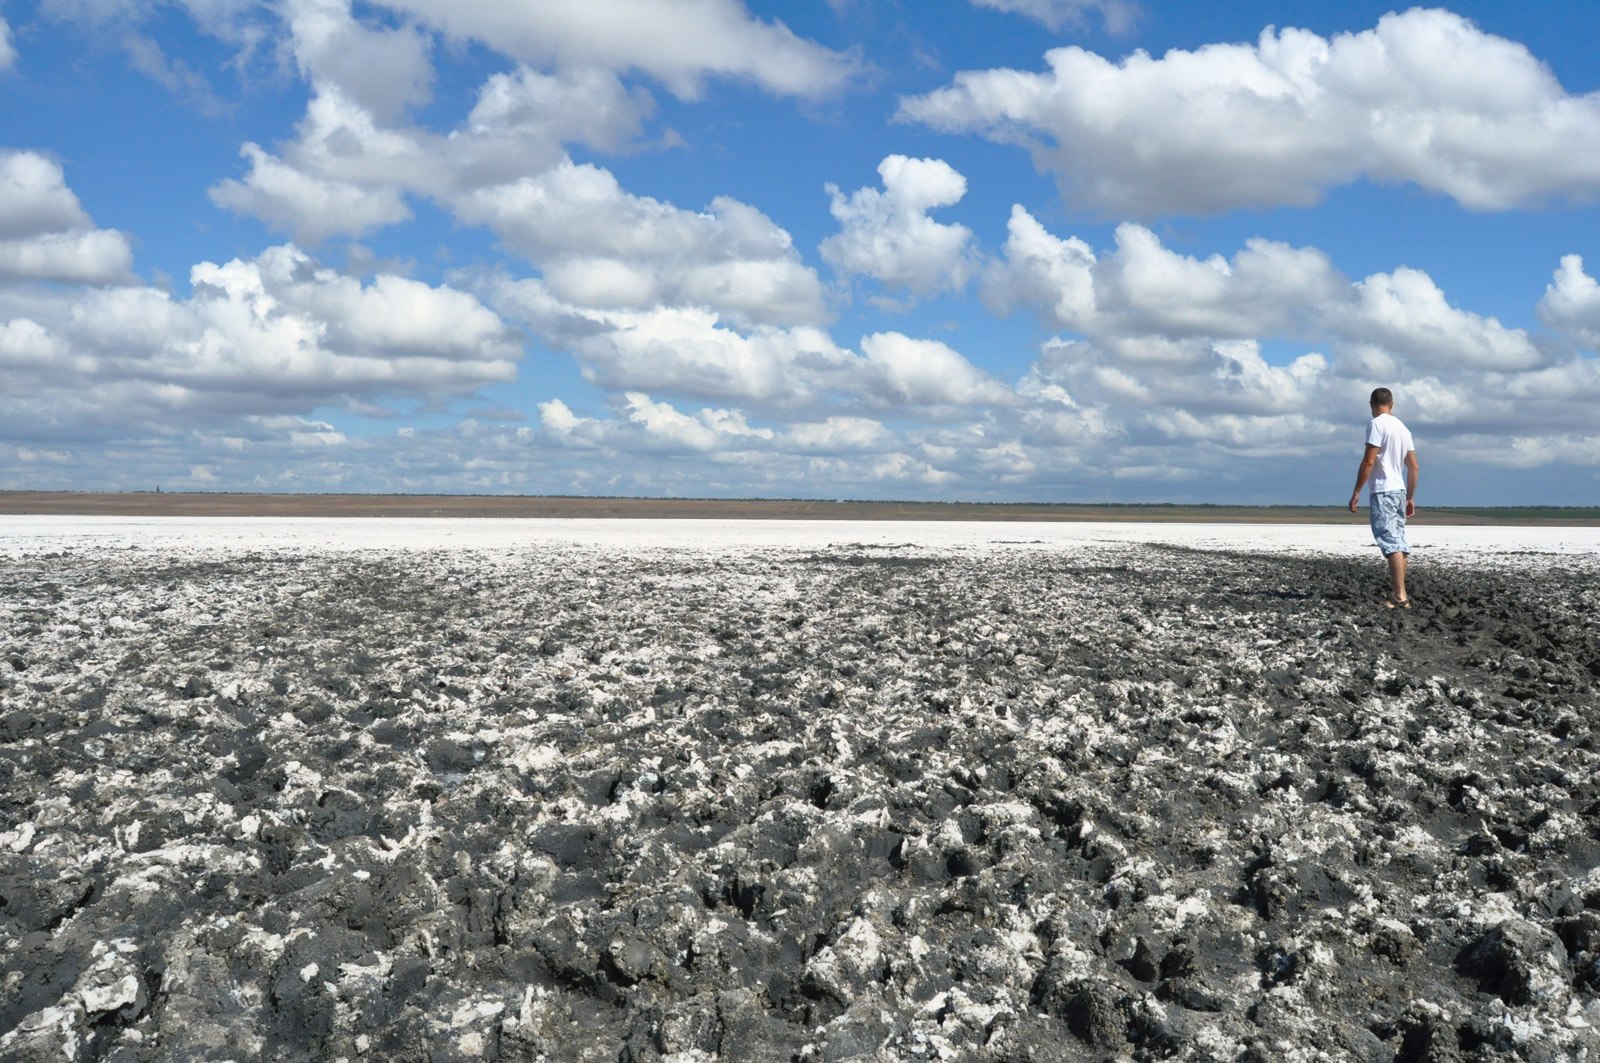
{"left": 81, "top": 974, "right": 140, "bottom": 1015}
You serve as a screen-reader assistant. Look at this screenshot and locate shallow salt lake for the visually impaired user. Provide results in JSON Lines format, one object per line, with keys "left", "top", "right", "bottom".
{"left": 2, "top": 514, "right": 1599, "bottom": 559}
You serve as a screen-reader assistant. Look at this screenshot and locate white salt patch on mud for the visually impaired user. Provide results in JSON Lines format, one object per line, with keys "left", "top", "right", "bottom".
{"left": 2, "top": 514, "right": 1599, "bottom": 559}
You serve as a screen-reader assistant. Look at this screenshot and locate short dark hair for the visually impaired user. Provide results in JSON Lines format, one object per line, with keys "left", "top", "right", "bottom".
{"left": 1369, "top": 387, "right": 1393, "bottom": 407}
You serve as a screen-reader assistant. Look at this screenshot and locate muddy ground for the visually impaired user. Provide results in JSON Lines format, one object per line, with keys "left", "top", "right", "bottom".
{"left": 1, "top": 543, "right": 1598, "bottom": 1061}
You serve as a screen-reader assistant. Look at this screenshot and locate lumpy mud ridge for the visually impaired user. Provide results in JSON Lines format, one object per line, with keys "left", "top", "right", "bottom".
{"left": 2, "top": 544, "right": 1598, "bottom": 1061}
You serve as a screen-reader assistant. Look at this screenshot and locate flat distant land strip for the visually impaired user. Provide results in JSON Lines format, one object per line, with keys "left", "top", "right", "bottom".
{"left": 2, "top": 491, "right": 1597, "bottom": 525}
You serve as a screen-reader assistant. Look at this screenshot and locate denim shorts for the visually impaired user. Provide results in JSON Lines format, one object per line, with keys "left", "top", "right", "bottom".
{"left": 1370, "top": 489, "right": 1410, "bottom": 556}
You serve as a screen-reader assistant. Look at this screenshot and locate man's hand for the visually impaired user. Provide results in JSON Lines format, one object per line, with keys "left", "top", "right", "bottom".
{"left": 1351, "top": 444, "right": 1379, "bottom": 513}
{"left": 1406, "top": 498, "right": 1416, "bottom": 518}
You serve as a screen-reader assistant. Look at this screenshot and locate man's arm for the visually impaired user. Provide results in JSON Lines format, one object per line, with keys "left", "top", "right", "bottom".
{"left": 1404, "top": 450, "right": 1419, "bottom": 517}
{"left": 1348, "top": 444, "right": 1379, "bottom": 512}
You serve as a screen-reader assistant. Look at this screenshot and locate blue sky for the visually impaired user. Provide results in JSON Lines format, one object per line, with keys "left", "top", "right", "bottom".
{"left": 1, "top": 1, "right": 1597, "bottom": 504}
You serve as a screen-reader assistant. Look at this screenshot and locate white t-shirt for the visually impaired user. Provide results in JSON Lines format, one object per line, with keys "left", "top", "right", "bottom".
{"left": 1366, "top": 412, "right": 1415, "bottom": 496}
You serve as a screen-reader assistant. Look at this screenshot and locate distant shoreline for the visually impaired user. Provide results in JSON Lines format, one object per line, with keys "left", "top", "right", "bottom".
{"left": 2, "top": 490, "right": 1597, "bottom": 526}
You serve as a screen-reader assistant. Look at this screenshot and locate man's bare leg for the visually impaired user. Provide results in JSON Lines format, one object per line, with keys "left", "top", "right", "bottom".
{"left": 1387, "top": 551, "right": 1409, "bottom": 605}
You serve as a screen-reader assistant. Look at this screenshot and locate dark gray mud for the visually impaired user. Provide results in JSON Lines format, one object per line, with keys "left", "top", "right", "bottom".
{"left": 1, "top": 544, "right": 1598, "bottom": 1061}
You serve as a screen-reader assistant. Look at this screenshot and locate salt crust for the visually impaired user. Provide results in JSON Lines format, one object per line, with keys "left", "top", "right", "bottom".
{"left": 3, "top": 514, "right": 1600, "bottom": 561}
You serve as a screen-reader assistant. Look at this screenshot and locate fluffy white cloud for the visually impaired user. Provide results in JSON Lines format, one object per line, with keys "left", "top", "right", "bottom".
{"left": 1473, "top": 434, "right": 1600, "bottom": 470}
{"left": 0, "top": 401, "right": 1101, "bottom": 497}
{"left": 464, "top": 66, "right": 657, "bottom": 165}
{"left": 526, "top": 298, "right": 850, "bottom": 406}
{"left": 536, "top": 398, "right": 588, "bottom": 439}
{"left": 0, "top": 230, "right": 136, "bottom": 286}
{"left": 1138, "top": 408, "right": 1338, "bottom": 456}
{"left": 979, "top": 208, "right": 1600, "bottom": 486}
{"left": 1494, "top": 360, "right": 1600, "bottom": 428}
{"left": 621, "top": 393, "right": 722, "bottom": 452}
{"left": 822, "top": 156, "right": 977, "bottom": 299}
{"left": 970, "top": 0, "right": 1138, "bottom": 35}
{"left": 0, "top": 151, "right": 135, "bottom": 284}
{"left": 1, "top": 244, "right": 520, "bottom": 437}
{"left": 1110, "top": 230, "right": 1332, "bottom": 338}
{"left": 623, "top": 392, "right": 776, "bottom": 452}
{"left": 900, "top": 9, "right": 1600, "bottom": 215}
{"left": 208, "top": 35, "right": 823, "bottom": 329}
{"left": 988, "top": 211, "right": 1298, "bottom": 339}
{"left": 490, "top": 274, "right": 1015, "bottom": 416}
{"left": 537, "top": 392, "right": 787, "bottom": 459}
{"left": 0, "top": 318, "right": 67, "bottom": 370}
{"left": 247, "top": 414, "right": 348, "bottom": 448}
{"left": 859, "top": 332, "right": 1017, "bottom": 408}
{"left": 1023, "top": 336, "right": 1329, "bottom": 421}
{"left": 1347, "top": 268, "right": 1544, "bottom": 371}
{"left": 1537, "top": 255, "right": 1600, "bottom": 350}
{"left": 1, "top": 152, "right": 94, "bottom": 239}
{"left": 987, "top": 210, "right": 1341, "bottom": 342}
{"left": 784, "top": 416, "right": 891, "bottom": 453}
{"left": 988, "top": 208, "right": 1543, "bottom": 374}
{"left": 199, "top": 246, "right": 518, "bottom": 364}
{"left": 369, "top": 0, "right": 859, "bottom": 100}
{"left": 523, "top": 391, "right": 1084, "bottom": 495}
{"left": 214, "top": 60, "right": 658, "bottom": 215}
{"left": 458, "top": 161, "right": 827, "bottom": 328}
{"left": 211, "top": 140, "right": 414, "bottom": 244}
{"left": 169, "top": 246, "right": 519, "bottom": 398}
{"left": 284, "top": 0, "right": 434, "bottom": 123}
{"left": 982, "top": 206, "right": 1097, "bottom": 328}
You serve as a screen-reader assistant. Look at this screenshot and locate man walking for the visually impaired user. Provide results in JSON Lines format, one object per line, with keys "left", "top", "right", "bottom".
{"left": 1348, "top": 387, "right": 1420, "bottom": 608}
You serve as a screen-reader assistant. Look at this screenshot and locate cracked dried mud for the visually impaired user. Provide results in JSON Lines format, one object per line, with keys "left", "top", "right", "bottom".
{"left": 2, "top": 541, "right": 1599, "bottom": 1061}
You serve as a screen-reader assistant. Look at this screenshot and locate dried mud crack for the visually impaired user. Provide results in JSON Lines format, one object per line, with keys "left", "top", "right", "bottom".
{"left": 2, "top": 544, "right": 1599, "bottom": 1061}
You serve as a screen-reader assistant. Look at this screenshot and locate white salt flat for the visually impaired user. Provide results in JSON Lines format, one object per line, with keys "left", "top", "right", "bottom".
{"left": 2, "top": 514, "right": 1599, "bottom": 562}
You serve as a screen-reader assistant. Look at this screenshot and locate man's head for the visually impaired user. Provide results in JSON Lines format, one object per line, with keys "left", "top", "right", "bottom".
{"left": 1369, "top": 386, "right": 1393, "bottom": 412}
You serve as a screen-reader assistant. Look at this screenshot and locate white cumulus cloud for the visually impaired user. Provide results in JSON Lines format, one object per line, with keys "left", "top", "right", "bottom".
{"left": 0, "top": 230, "right": 137, "bottom": 287}
{"left": 822, "top": 156, "right": 978, "bottom": 300}
{"left": 368, "top": 0, "right": 859, "bottom": 100}
{"left": 859, "top": 332, "right": 1018, "bottom": 408}
{"left": 518, "top": 297, "right": 849, "bottom": 407}
{"left": 0, "top": 243, "right": 521, "bottom": 440}
{"left": 900, "top": 8, "right": 1600, "bottom": 216}
{"left": 1346, "top": 268, "right": 1545, "bottom": 372}
{"left": 464, "top": 66, "right": 658, "bottom": 165}
{"left": 784, "top": 416, "right": 891, "bottom": 453}
{"left": 1537, "top": 255, "right": 1600, "bottom": 351}
{"left": 622, "top": 392, "right": 775, "bottom": 452}
{"left": 284, "top": 0, "right": 435, "bottom": 123}
{"left": 982, "top": 209, "right": 1600, "bottom": 477}
{"left": 457, "top": 161, "right": 828, "bottom": 329}
{"left": 208, "top": 66, "right": 657, "bottom": 246}
{"left": 537, "top": 392, "right": 784, "bottom": 460}
{"left": 0, "top": 151, "right": 94, "bottom": 237}
{"left": 488, "top": 276, "right": 1016, "bottom": 416}
{"left": 211, "top": 139, "right": 414, "bottom": 245}
{"left": 206, "top": 39, "right": 823, "bottom": 330}
{"left": 0, "top": 151, "right": 135, "bottom": 284}
{"left": 987, "top": 208, "right": 1544, "bottom": 375}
